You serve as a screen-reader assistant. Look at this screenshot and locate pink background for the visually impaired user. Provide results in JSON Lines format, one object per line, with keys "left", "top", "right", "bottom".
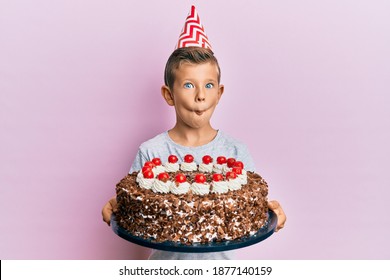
{"left": 1, "top": 0, "right": 389, "bottom": 259}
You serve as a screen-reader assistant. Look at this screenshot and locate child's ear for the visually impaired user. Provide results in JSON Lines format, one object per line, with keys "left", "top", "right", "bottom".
{"left": 161, "top": 85, "right": 175, "bottom": 106}
{"left": 217, "top": 84, "right": 225, "bottom": 102}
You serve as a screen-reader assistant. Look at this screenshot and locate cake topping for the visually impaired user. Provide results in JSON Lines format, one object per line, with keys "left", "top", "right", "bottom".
{"left": 202, "top": 155, "right": 213, "bottom": 164}
{"left": 175, "top": 173, "right": 187, "bottom": 184}
{"left": 199, "top": 155, "right": 213, "bottom": 173}
{"left": 233, "top": 161, "right": 244, "bottom": 169}
{"left": 226, "top": 171, "right": 237, "bottom": 180}
{"left": 216, "top": 156, "right": 227, "bottom": 165}
{"left": 181, "top": 154, "right": 197, "bottom": 171}
{"left": 152, "top": 172, "right": 171, "bottom": 194}
{"left": 213, "top": 156, "right": 228, "bottom": 173}
{"left": 232, "top": 162, "right": 247, "bottom": 184}
{"left": 184, "top": 154, "right": 194, "bottom": 163}
{"left": 171, "top": 173, "right": 191, "bottom": 194}
{"left": 152, "top": 157, "right": 166, "bottom": 174}
{"left": 190, "top": 176, "right": 210, "bottom": 195}
{"left": 168, "top": 155, "right": 179, "bottom": 163}
{"left": 137, "top": 155, "right": 248, "bottom": 194}
{"left": 232, "top": 167, "right": 243, "bottom": 175}
{"left": 138, "top": 169, "right": 155, "bottom": 190}
{"left": 226, "top": 171, "right": 242, "bottom": 191}
{"left": 144, "top": 161, "right": 155, "bottom": 168}
{"left": 165, "top": 155, "right": 180, "bottom": 172}
{"left": 194, "top": 173, "right": 206, "bottom": 184}
{"left": 152, "top": 158, "right": 162, "bottom": 166}
{"left": 142, "top": 166, "right": 152, "bottom": 174}
{"left": 157, "top": 172, "right": 170, "bottom": 183}
{"left": 143, "top": 169, "right": 154, "bottom": 179}
{"left": 227, "top": 158, "right": 236, "bottom": 168}
{"left": 211, "top": 176, "right": 228, "bottom": 194}
{"left": 212, "top": 173, "right": 223, "bottom": 182}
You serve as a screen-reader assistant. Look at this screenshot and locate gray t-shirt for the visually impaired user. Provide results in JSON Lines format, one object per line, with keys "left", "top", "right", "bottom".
{"left": 130, "top": 130, "right": 255, "bottom": 173}
{"left": 128, "top": 130, "right": 256, "bottom": 260}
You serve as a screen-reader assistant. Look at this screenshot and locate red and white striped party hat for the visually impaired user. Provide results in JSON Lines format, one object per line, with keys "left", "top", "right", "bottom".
{"left": 175, "top": 5, "right": 212, "bottom": 50}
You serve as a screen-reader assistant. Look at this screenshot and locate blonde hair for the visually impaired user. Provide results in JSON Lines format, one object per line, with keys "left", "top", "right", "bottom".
{"left": 164, "top": 47, "right": 221, "bottom": 89}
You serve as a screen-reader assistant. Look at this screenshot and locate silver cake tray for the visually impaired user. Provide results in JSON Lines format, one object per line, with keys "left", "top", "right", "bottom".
{"left": 111, "top": 210, "right": 277, "bottom": 253}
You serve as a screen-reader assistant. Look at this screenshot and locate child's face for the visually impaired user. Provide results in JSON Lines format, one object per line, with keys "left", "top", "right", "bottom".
{"left": 162, "top": 62, "right": 224, "bottom": 129}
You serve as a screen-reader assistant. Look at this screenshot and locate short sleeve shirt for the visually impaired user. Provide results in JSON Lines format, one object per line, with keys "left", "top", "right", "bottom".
{"left": 129, "top": 130, "right": 255, "bottom": 173}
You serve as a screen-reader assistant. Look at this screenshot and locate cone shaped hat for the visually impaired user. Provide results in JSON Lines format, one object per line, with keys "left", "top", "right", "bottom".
{"left": 175, "top": 5, "right": 212, "bottom": 50}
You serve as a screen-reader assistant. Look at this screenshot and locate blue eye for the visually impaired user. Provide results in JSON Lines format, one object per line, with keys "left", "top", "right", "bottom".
{"left": 205, "top": 83, "right": 214, "bottom": 89}
{"left": 184, "top": 83, "right": 194, "bottom": 89}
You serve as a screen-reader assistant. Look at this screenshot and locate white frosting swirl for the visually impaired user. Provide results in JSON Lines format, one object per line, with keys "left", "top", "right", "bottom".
{"left": 238, "top": 173, "right": 247, "bottom": 185}
{"left": 227, "top": 178, "right": 242, "bottom": 191}
{"left": 151, "top": 180, "right": 171, "bottom": 193}
{"left": 138, "top": 177, "right": 155, "bottom": 190}
{"left": 170, "top": 181, "right": 191, "bottom": 195}
{"left": 242, "top": 169, "right": 247, "bottom": 175}
{"left": 136, "top": 171, "right": 143, "bottom": 183}
{"left": 212, "top": 163, "right": 226, "bottom": 174}
{"left": 153, "top": 165, "right": 166, "bottom": 175}
{"left": 164, "top": 162, "right": 179, "bottom": 172}
{"left": 198, "top": 163, "right": 213, "bottom": 173}
{"left": 211, "top": 181, "right": 228, "bottom": 194}
{"left": 190, "top": 182, "right": 210, "bottom": 195}
{"left": 180, "top": 162, "right": 197, "bottom": 171}
{"left": 222, "top": 166, "right": 232, "bottom": 175}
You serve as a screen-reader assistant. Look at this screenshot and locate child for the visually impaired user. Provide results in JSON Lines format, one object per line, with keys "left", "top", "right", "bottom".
{"left": 102, "top": 6, "right": 286, "bottom": 260}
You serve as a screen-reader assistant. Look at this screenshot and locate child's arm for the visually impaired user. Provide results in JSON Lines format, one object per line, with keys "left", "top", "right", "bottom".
{"left": 102, "top": 196, "right": 117, "bottom": 226}
{"left": 268, "top": 200, "right": 286, "bottom": 232}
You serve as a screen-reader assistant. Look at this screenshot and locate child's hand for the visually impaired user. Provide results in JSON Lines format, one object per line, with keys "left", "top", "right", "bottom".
{"left": 268, "top": 200, "right": 286, "bottom": 232}
{"left": 102, "top": 196, "right": 117, "bottom": 226}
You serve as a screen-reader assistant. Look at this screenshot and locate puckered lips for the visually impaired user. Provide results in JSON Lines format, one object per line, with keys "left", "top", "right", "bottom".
{"left": 192, "top": 107, "right": 209, "bottom": 116}
{"left": 195, "top": 110, "right": 205, "bottom": 116}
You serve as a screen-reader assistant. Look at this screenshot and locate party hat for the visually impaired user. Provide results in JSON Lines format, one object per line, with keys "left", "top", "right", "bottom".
{"left": 176, "top": 5, "right": 212, "bottom": 50}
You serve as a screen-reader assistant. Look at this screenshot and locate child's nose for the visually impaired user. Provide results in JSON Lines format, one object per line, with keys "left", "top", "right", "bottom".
{"left": 196, "top": 88, "right": 206, "bottom": 102}
{"left": 196, "top": 96, "right": 206, "bottom": 102}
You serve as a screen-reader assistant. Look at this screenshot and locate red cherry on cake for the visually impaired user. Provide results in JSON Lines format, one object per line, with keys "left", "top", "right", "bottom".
{"left": 184, "top": 154, "right": 194, "bottom": 163}
{"left": 152, "top": 157, "right": 162, "bottom": 166}
{"left": 143, "top": 170, "right": 154, "bottom": 179}
{"left": 144, "top": 161, "right": 155, "bottom": 168}
{"left": 194, "top": 173, "right": 206, "bottom": 184}
{"left": 142, "top": 166, "right": 152, "bottom": 174}
{"left": 227, "top": 158, "right": 236, "bottom": 168}
{"left": 212, "top": 173, "right": 224, "bottom": 182}
{"left": 157, "top": 172, "right": 170, "bottom": 182}
{"left": 217, "top": 156, "right": 227, "bottom": 165}
{"left": 202, "top": 155, "right": 213, "bottom": 164}
{"left": 168, "top": 155, "right": 178, "bottom": 164}
{"left": 226, "top": 171, "right": 237, "bottom": 180}
{"left": 232, "top": 167, "right": 243, "bottom": 175}
{"left": 233, "top": 161, "right": 244, "bottom": 169}
{"left": 175, "top": 173, "right": 187, "bottom": 183}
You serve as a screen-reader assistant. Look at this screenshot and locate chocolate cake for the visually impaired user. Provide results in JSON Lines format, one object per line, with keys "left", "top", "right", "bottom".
{"left": 115, "top": 155, "right": 269, "bottom": 244}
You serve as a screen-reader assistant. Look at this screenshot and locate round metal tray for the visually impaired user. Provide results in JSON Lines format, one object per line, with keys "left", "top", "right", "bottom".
{"left": 111, "top": 210, "right": 277, "bottom": 252}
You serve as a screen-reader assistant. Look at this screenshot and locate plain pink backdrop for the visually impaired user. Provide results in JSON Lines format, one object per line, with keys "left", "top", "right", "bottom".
{"left": 1, "top": 0, "right": 389, "bottom": 259}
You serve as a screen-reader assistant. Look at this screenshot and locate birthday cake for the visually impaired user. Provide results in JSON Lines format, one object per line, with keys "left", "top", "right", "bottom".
{"left": 115, "top": 155, "right": 269, "bottom": 244}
